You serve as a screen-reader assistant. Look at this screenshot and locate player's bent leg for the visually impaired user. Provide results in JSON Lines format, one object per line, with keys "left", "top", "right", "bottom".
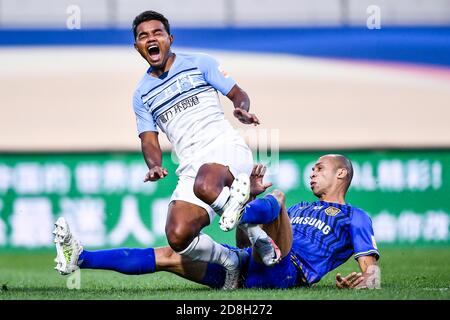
{"left": 165, "top": 200, "right": 210, "bottom": 252}
{"left": 166, "top": 200, "right": 248, "bottom": 289}
{"left": 238, "top": 224, "right": 282, "bottom": 267}
{"left": 193, "top": 163, "right": 251, "bottom": 232}
{"left": 237, "top": 190, "right": 291, "bottom": 266}
{"left": 193, "top": 163, "right": 234, "bottom": 205}
{"left": 240, "top": 193, "right": 281, "bottom": 225}
{"left": 261, "top": 190, "right": 293, "bottom": 259}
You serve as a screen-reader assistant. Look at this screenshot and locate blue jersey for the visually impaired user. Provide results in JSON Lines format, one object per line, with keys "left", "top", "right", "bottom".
{"left": 288, "top": 201, "right": 379, "bottom": 284}
{"left": 133, "top": 52, "right": 239, "bottom": 163}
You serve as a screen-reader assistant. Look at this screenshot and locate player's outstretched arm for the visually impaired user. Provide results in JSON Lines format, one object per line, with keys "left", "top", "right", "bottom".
{"left": 336, "top": 255, "right": 380, "bottom": 289}
{"left": 227, "top": 85, "right": 260, "bottom": 125}
{"left": 140, "top": 131, "right": 168, "bottom": 182}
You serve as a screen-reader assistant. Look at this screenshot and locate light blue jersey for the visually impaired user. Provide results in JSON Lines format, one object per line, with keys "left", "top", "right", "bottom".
{"left": 133, "top": 52, "right": 239, "bottom": 162}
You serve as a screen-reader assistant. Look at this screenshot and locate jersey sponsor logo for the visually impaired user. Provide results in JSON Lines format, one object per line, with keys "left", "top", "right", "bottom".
{"left": 325, "top": 206, "right": 341, "bottom": 216}
{"left": 141, "top": 67, "right": 199, "bottom": 101}
{"left": 290, "top": 216, "right": 331, "bottom": 235}
{"left": 157, "top": 95, "right": 200, "bottom": 124}
{"left": 177, "top": 75, "right": 194, "bottom": 92}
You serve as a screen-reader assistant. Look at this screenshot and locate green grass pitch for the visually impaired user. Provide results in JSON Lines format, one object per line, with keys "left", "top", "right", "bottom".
{"left": 1, "top": 247, "right": 449, "bottom": 300}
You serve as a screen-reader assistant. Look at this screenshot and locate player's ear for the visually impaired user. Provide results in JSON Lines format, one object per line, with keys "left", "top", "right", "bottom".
{"left": 169, "top": 34, "right": 174, "bottom": 45}
{"left": 337, "top": 168, "right": 348, "bottom": 180}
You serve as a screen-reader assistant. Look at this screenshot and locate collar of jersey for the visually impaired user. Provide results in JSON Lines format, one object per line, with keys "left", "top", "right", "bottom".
{"left": 146, "top": 53, "right": 179, "bottom": 80}
{"left": 313, "top": 200, "right": 350, "bottom": 208}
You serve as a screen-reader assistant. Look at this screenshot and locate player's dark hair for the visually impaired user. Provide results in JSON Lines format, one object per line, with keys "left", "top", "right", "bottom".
{"left": 132, "top": 10, "right": 171, "bottom": 40}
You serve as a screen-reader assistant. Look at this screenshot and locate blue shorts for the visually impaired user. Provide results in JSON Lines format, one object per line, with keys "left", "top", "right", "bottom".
{"left": 243, "top": 248, "right": 305, "bottom": 289}
{"left": 202, "top": 245, "right": 308, "bottom": 289}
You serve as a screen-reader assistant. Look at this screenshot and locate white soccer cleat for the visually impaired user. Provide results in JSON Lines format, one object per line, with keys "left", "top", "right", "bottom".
{"left": 254, "top": 236, "right": 282, "bottom": 267}
{"left": 53, "top": 217, "right": 83, "bottom": 276}
{"left": 222, "top": 249, "right": 249, "bottom": 290}
{"left": 219, "top": 173, "right": 251, "bottom": 232}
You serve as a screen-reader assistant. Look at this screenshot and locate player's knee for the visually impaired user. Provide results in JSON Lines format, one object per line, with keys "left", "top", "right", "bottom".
{"left": 193, "top": 176, "right": 210, "bottom": 200}
{"left": 271, "top": 189, "right": 285, "bottom": 207}
{"left": 165, "top": 225, "right": 194, "bottom": 252}
{"left": 194, "top": 164, "right": 212, "bottom": 194}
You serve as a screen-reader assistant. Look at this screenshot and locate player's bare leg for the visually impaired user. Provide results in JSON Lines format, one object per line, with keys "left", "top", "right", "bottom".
{"left": 165, "top": 200, "right": 248, "bottom": 289}
{"left": 165, "top": 200, "right": 210, "bottom": 252}
{"left": 232, "top": 164, "right": 284, "bottom": 266}
{"left": 193, "top": 163, "right": 234, "bottom": 204}
{"left": 236, "top": 190, "right": 291, "bottom": 266}
{"left": 54, "top": 216, "right": 245, "bottom": 290}
{"left": 194, "top": 163, "right": 251, "bottom": 231}
{"left": 155, "top": 246, "right": 209, "bottom": 283}
{"left": 260, "top": 190, "right": 293, "bottom": 258}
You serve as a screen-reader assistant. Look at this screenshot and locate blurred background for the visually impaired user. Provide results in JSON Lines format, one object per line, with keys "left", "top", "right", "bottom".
{"left": 0, "top": 0, "right": 449, "bottom": 255}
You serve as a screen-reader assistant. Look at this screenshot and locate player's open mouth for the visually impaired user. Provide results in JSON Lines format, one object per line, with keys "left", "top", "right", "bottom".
{"left": 147, "top": 45, "right": 161, "bottom": 61}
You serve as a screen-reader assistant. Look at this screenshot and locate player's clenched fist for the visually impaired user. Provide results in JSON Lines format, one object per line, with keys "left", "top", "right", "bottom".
{"left": 144, "top": 166, "right": 168, "bottom": 182}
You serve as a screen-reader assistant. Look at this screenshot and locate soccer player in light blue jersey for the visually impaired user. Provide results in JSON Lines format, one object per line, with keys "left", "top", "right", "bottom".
{"left": 54, "top": 10, "right": 273, "bottom": 289}
{"left": 54, "top": 155, "right": 380, "bottom": 290}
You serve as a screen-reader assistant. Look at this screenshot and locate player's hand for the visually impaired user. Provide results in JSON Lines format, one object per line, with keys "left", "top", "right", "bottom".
{"left": 144, "top": 166, "right": 168, "bottom": 182}
{"left": 233, "top": 108, "right": 260, "bottom": 126}
{"left": 335, "top": 272, "right": 365, "bottom": 289}
{"left": 250, "top": 164, "right": 273, "bottom": 197}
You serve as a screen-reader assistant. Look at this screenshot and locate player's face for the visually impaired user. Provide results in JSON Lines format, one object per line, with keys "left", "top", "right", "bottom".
{"left": 134, "top": 20, "right": 173, "bottom": 69}
{"left": 309, "top": 156, "right": 339, "bottom": 198}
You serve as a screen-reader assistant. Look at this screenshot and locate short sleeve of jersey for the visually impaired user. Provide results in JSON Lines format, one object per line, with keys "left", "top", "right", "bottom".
{"left": 133, "top": 90, "right": 158, "bottom": 135}
{"left": 350, "top": 208, "right": 380, "bottom": 260}
{"left": 196, "top": 54, "right": 236, "bottom": 96}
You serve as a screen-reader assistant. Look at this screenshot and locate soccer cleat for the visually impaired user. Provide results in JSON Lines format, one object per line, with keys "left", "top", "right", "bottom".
{"left": 222, "top": 249, "right": 249, "bottom": 290}
{"left": 53, "top": 217, "right": 83, "bottom": 275}
{"left": 254, "top": 236, "right": 282, "bottom": 267}
{"left": 219, "top": 173, "right": 251, "bottom": 232}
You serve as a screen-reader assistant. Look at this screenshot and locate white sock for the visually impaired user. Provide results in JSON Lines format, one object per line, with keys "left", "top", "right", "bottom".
{"left": 210, "top": 186, "right": 230, "bottom": 215}
{"left": 176, "top": 233, "right": 237, "bottom": 269}
{"left": 240, "top": 223, "right": 269, "bottom": 245}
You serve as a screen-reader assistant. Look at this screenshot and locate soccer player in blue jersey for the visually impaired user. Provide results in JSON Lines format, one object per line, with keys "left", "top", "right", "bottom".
{"left": 234, "top": 155, "right": 381, "bottom": 289}
{"left": 54, "top": 155, "right": 380, "bottom": 290}
{"left": 54, "top": 11, "right": 269, "bottom": 289}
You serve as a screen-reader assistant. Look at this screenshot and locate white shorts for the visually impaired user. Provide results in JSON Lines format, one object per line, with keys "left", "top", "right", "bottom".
{"left": 169, "top": 136, "right": 253, "bottom": 223}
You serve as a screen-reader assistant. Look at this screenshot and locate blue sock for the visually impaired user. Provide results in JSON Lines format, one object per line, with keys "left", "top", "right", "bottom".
{"left": 200, "top": 263, "right": 226, "bottom": 289}
{"left": 78, "top": 248, "right": 156, "bottom": 275}
{"left": 240, "top": 194, "right": 281, "bottom": 225}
